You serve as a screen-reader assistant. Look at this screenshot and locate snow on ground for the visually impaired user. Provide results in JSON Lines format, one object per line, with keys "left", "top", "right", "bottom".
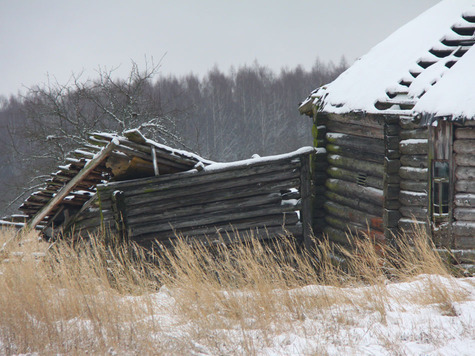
{"left": 126, "top": 275, "right": 475, "bottom": 355}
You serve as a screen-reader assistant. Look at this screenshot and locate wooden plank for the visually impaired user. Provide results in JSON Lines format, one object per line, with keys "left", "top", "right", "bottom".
{"left": 399, "top": 139, "right": 428, "bottom": 155}
{"left": 399, "top": 167, "right": 428, "bottom": 181}
{"left": 326, "top": 112, "right": 385, "bottom": 129}
{"left": 325, "top": 178, "right": 384, "bottom": 206}
{"left": 326, "top": 133, "right": 384, "bottom": 154}
{"left": 326, "top": 144, "right": 384, "bottom": 164}
{"left": 455, "top": 180, "right": 475, "bottom": 193}
{"left": 327, "top": 154, "right": 384, "bottom": 178}
{"left": 399, "top": 128, "right": 428, "bottom": 140}
{"left": 399, "top": 206, "right": 428, "bottom": 219}
{"left": 455, "top": 167, "right": 475, "bottom": 180}
{"left": 399, "top": 190, "right": 428, "bottom": 207}
{"left": 452, "top": 221, "right": 475, "bottom": 237}
{"left": 400, "top": 180, "right": 428, "bottom": 192}
{"left": 26, "top": 140, "right": 118, "bottom": 229}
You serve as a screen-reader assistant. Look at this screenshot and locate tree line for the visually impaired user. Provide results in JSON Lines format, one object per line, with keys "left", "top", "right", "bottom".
{"left": 0, "top": 57, "right": 347, "bottom": 216}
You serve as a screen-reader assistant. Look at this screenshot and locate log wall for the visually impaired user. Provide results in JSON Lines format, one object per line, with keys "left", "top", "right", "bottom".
{"left": 320, "top": 113, "right": 385, "bottom": 245}
{"left": 397, "top": 117, "right": 429, "bottom": 233}
{"left": 453, "top": 126, "right": 475, "bottom": 249}
{"left": 94, "top": 149, "right": 316, "bottom": 248}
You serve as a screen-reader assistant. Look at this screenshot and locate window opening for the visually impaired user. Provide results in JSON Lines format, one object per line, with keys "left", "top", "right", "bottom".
{"left": 432, "top": 160, "right": 449, "bottom": 220}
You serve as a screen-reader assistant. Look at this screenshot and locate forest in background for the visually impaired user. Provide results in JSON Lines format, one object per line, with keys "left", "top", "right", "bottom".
{"left": 0, "top": 58, "right": 347, "bottom": 216}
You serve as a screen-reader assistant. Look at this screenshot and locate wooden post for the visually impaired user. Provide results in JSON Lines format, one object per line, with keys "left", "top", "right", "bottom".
{"left": 26, "top": 139, "right": 118, "bottom": 230}
{"left": 111, "top": 190, "right": 128, "bottom": 243}
{"left": 151, "top": 146, "right": 160, "bottom": 176}
{"left": 300, "top": 152, "right": 314, "bottom": 249}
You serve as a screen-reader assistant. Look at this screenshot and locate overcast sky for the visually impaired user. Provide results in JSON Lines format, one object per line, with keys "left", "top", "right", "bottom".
{"left": 1, "top": 0, "right": 440, "bottom": 98}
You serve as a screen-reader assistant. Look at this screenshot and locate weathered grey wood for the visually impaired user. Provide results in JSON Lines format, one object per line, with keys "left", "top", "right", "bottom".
{"left": 127, "top": 192, "right": 288, "bottom": 225}
{"left": 324, "top": 201, "right": 383, "bottom": 232}
{"left": 398, "top": 217, "right": 428, "bottom": 232}
{"left": 326, "top": 167, "right": 383, "bottom": 189}
{"left": 325, "top": 215, "right": 385, "bottom": 241}
{"left": 400, "top": 155, "right": 428, "bottom": 168}
{"left": 27, "top": 140, "right": 117, "bottom": 229}
{"left": 455, "top": 153, "right": 475, "bottom": 167}
{"left": 325, "top": 178, "right": 384, "bottom": 206}
{"left": 323, "top": 226, "right": 352, "bottom": 246}
{"left": 326, "top": 120, "right": 383, "bottom": 139}
{"left": 400, "top": 180, "right": 428, "bottom": 192}
{"left": 123, "top": 129, "right": 147, "bottom": 144}
{"left": 131, "top": 209, "right": 300, "bottom": 237}
{"left": 455, "top": 193, "right": 475, "bottom": 207}
{"left": 399, "top": 117, "right": 421, "bottom": 130}
{"left": 326, "top": 133, "right": 384, "bottom": 154}
{"left": 454, "top": 207, "right": 475, "bottom": 221}
{"left": 453, "top": 236, "right": 475, "bottom": 250}
{"left": 454, "top": 140, "right": 475, "bottom": 154}
{"left": 326, "top": 144, "right": 384, "bottom": 164}
{"left": 326, "top": 112, "right": 384, "bottom": 129}
{"left": 399, "top": 167, "right": 428, "bottom": 181}
{"left": 99, "top": 156, "right": 302, "bottom": 193}
{"left": 123, "top": 171, "right": 300, "bottom": 208}
{"left": 452, "top": 221, "right": 475, "bottom": 236}
{"left": 454, "top": 127, "right": 475, "bottom": 139}
{"left": 325, "top": 190, "right": 382, "bottom": 216}
{"left": 151, "top": 147, "right": 159, "bottom": 176}
{"left": 327, "top": 154, "right": 384, "bottom": 177}
{"left": 399, "top": 139, "right": 428, "bottom": 155}
{"left": 456, "top": 180, "right": 475, "bottom": 193}
{"left": 125, "top": 178, "right": 300, "bottom": 217}
{"left": 456, "top": 167, "right": 475, "bottom": 180}
{"left": 399, "top": 128, "right": 428, "bottom": 140}
{"left": 300, "top": 154, "right": 313, "bottom": 249}
{"left": 399, "top": 190, "right": 428, "bottom": 207}
{"left": 399, "top": 206, "right": 428, "bottom": 219}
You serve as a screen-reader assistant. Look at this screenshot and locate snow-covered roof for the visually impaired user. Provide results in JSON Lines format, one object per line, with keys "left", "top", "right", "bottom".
{"left": 300, "top": 0, "right": 475, "bottom": 119}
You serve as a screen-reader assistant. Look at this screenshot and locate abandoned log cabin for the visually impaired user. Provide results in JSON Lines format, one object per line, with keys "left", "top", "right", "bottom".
{"left": 1, "top": 129, "right": 319, "bottom": 248}
{"left": 299, "top": 0, "right": 475, "bottom": 252}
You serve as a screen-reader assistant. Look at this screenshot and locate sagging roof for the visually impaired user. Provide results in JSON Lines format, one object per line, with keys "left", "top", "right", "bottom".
{"left": 299, "top": 0, "right": 475, "bottom": 119}
{"left": 11, "top": 130, "right": 212, "bottom": 230}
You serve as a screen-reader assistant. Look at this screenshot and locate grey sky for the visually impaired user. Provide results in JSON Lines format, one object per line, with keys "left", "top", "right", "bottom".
{"left": 0, "top": 0, "right": 439, "bottom": 97}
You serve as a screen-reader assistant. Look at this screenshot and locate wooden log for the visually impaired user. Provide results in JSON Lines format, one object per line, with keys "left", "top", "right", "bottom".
{"left": 399, "top": 167, "right": 428, "bottom": 181}
{"left": 123, "top": 171, "right": 301, "bottom": 208}
{"left": 100, "top": 159, "right": 301, "bottom": 199}
{"left": 399, "top": 206, "right": 428, "bottom": 219}
{"left": 326, "top": 112, "right": 385, "bottom": 129}
{"left": 326, "top": 144, "right": 384, "bottom": 164}
{"left": 27, "top": 140, "right": 118, "bottom": 229}
{"left": 130, "top": 208, "right": 300, "bottom": 237}
{"left": 127, "top": 192, "right": 289, "bottom": 225}
{"left": 455, "top": 180, "right": 475, "bottom": 193}
{"left": 325, "top": 215, "right": 385, "bottom": 241}
{"left": 454, "top": 140, "right": 475, "bottom": 154}
{"left": 453, "top": 236, "right": 475, "bottom": 250}
{"left": 455, "top": 153, "right": 475, "bottom": 167}
{"left": 325, "top": 190, "right": 382, "bottom": 217}
{"left": 300, "top": 153, "right": 313, "bottom": 248}
{"left": 326, "top": 133, "right": 384, "bottom": 154}
{"left": 454, "top": 207, "right": 475, "bottom": 221}
{"left": 398, "top": 218, "right": 428, "bottom": 232}
{"left": 324, "top": 201, "right": 383, "bottom": 232}
{"left": 452, "top": 221, "right": 475, "bottom": 237}
{"left": 399, "top": 190, "right": 428, "bottom": 207}
{"left": 326, "top": 120, "right": 383, "bottom": 140}
{"left": 455, "top": 193, "right": 475, "bottom": 207}
{"left": 455, "top": 167, "right": 475, "bottom": 180}
{"left": 327, "top": 154, "right": 384, "bottom": 178}
{"left": 399, "top": 128, "right": 428, "bottom": 140}
{"left": 325, "top": 178, "right": 384, "bottom": 206}
{"left": 399, "top": 117, "right": 421, "bottom": 130}
{"left": 454, "top": 127, "right": 475, "bottom": 139}
{"left": 323, "top": 226, "right": 352, "bottom": 246}
{"left": 400, "top": 138, "right": 429, "bottom": 156}
{"left": 400, "top": 180, "right": 428, "bottom": 192}
{"left": 400, "top": 155, "right": 428, "bottom": 168}
{"left": 326, "top": 167, "right": 383, "bottom": 189}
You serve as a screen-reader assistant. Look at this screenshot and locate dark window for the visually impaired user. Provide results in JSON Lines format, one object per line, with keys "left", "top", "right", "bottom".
{"left": 432, "top": 160, "right": 449, "bottom": 220}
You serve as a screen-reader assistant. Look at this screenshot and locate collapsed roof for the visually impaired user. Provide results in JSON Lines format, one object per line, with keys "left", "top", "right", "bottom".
{"left": 299, "top": 0, "right": 475, "bottom": 120}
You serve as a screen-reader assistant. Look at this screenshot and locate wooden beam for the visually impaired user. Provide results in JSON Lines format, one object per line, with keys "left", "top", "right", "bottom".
{"left": 151, "top": 146, "right": 160, "bottom": 176}
{"left": 26, "top": 140, "right": 118, "bottom": 230}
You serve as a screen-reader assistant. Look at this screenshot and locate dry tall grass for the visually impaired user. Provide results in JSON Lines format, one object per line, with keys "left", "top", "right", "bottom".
{"left": 0, "top": 226, "right": 471, "bottom": 355}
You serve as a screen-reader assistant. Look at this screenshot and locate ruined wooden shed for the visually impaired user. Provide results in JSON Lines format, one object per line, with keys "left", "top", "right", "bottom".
{"left": 2, "top": 129, "right": 319, "bottom": 248}
{"left": 299, "top": 0, "right": 475, "bottom": 253}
